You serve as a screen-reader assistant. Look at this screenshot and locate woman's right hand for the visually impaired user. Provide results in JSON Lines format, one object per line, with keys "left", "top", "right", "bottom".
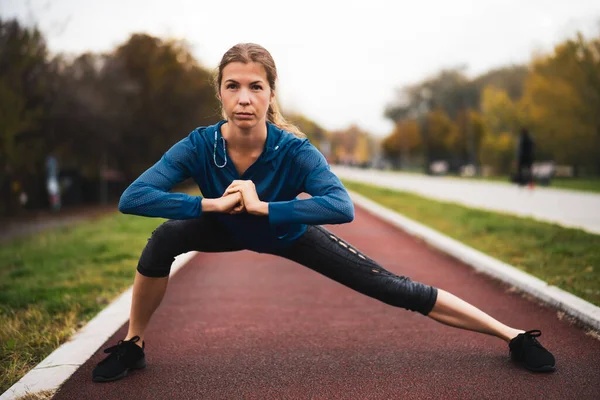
{"left": 201, "top": 192, "right": 244, "bottom": 214}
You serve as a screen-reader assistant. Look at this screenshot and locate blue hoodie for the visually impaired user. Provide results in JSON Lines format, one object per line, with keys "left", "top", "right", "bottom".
{"left": 118, "top": 120, "right": 354, "bottom": 252}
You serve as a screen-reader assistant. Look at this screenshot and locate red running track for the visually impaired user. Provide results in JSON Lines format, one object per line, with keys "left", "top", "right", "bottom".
{"left": 54, "top": 206, "right": 600, "bottom": 399}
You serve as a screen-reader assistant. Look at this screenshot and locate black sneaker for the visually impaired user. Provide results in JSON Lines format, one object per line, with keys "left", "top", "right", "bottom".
{"left": 509, "top": 330, "right": 556, "bottom": 372}
{"left": 92, "top": 336, "right": 146, "bottom": 382}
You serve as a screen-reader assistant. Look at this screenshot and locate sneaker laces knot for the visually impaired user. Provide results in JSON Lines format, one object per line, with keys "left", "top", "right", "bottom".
{"left": 524, "top": 330, "right": 542, "bottom": 338}
{"left": 103, "top": 336, "right": 141, "bottom": 360}
{"left": 523, "top": 330, "right": 543, "bottom": 347}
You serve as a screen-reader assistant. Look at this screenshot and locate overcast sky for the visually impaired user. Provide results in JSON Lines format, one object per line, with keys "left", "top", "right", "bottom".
{"left": 2, "top": 0, "right": 599, "bottom": 136}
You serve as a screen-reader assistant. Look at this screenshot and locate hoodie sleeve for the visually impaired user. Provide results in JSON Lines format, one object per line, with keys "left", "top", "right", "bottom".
{"left": 118, "top": 130, "right": 203, "bottom": 219}
{"left": 268, "top": 142, "right": 354, "bottom": 226}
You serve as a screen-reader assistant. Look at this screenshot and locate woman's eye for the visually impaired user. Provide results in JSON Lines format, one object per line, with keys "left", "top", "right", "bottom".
{"left": 252, "top": 85, "right": 262, "bottom": 90}
{"left": 226, "top": 83, "right": 237, "bottom": 89}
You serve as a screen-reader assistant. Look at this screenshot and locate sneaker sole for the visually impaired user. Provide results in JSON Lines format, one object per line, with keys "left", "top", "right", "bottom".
{"left": 93, "top": 358, "right": 146, "bottom": 382}
{"left": 524, "top": 364, "right": 556, "bottom": 373}
{"left": 510, "top": 352, "right": 556, "bottom": 373}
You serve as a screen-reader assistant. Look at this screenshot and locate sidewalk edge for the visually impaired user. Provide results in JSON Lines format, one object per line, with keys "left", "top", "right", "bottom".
{"left": 0, "top": 251, "right": 198, "bottom": 400}
{"left": 348, "top": 190, "right": 600, "bottom": 331}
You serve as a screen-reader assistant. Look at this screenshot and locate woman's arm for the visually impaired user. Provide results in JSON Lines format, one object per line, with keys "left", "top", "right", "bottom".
{"left": 118, "top": 131, "right": 204, "bottom": 219}
{"left": 267, "top": 142, "right": 355, "bottom": 226}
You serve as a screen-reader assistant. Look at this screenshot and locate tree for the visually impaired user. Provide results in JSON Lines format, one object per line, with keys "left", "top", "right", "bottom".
{"left": 473, "top": 65, "right": 528, "bottom": 101}
{"left": 329, "top": 125, "right": 375, "bottom": 166}
{"left": 285, "top": 113, "right": 327, "bottom": 148}
{"left": 385, "top": 68, "right": 480, "bottom": 172}
{"left": 107, "top": 34, "right": 219, "bottom": 179}
{"left": 423, "top": 109, "right": 458, "bottom": 163}
{"left": 480, "top": 85, "right": 520, "bottom": 137}
{"left": 0, "top": 19, "right": 50, "bottom": 215}
{"left": 479, "top": 132, "right": 516, "bottom": 175}
{"left": 381, "top": 119, "right": 422, "bottom": 167}
{"left": 446, "top": 110, "right": 485, "bottom": 168}
{"left": 386, "top": 67, "right": 478, "bottom": 122}
{"left": 520, "top": 32, "right": 600, "bottom": 174}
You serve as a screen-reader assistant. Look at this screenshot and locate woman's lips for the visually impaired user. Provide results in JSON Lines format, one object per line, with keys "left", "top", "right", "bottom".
{"left": 236, "top": 113, "right": 254, "bottom": 119}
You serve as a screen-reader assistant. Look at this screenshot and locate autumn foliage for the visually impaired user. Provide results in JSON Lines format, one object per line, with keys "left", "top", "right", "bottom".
{"left": 384, "top": 32, "right": 600, "bottom": 176}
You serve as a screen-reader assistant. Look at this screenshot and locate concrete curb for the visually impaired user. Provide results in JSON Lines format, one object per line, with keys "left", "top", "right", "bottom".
{"left": 0, "top": 251, "right": 198, "bottom": 400}
{"left": 348, "top": 190, "right": 600, "bottom": 332}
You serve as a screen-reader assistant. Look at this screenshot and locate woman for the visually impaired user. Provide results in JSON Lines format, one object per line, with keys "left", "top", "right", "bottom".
{"left": 92, "top": 43, "right": 555, "bottom": 382}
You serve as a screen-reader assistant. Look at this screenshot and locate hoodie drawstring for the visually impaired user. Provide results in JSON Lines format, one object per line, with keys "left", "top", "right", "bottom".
{"left": 213, "top": 130, "right": 227, "bottom": 168}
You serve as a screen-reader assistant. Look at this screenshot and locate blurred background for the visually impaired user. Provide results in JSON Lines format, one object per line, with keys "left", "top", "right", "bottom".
{"left": 1, "top": 0, "right": 599, "bottom": 218}
{"left": 2, "top": 2, "right": 600, "bottom": 395}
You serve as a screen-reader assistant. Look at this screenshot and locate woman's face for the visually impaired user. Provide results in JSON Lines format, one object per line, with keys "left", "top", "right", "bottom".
{"left": 219, "top": 61, "right": 274, "bottom": 131}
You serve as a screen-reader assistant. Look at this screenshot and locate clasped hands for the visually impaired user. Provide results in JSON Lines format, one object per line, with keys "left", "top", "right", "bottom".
{"left": 209, "top": 180, "right": 268, "bottom": 216}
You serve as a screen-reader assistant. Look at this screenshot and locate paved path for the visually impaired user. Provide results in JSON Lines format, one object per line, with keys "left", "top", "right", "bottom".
{"left": 53, "top": 207, "right": 600, "bottom": 399}
{"left": 333, "top": 166, "right": 600, "bottom": 235}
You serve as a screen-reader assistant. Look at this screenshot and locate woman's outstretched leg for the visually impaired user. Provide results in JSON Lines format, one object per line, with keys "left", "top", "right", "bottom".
{"left": 277, "top": 226, "right": 555, "bottom": 372}
{"left": 428, "top": 288, "right": 524, "bottom": 342}
{"left": 427, "top": 289, "right": 554, "bottom": 371}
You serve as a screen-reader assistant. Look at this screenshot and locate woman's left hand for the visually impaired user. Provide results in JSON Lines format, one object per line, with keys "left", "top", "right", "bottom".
{"left": 224, "top": 180, "right": 269, "bottom": 216}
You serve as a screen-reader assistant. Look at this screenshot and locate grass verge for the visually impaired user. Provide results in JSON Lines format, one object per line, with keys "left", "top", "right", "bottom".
{"left": 342, "top": 180, "right": 600, "bottom": 307}
{"left": 0, "top": 213, "right": 165, "bottom": 392}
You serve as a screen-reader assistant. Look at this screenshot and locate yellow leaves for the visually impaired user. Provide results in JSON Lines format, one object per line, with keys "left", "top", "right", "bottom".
{"left": 426, "top": 109, "right": 459, "bottom": 156}
{"left": 481, "top": 85, "right": 519, "bottom": 136}
{"left": 286, "top": 113, "right": 326, "bottom": 145}
{"left": 354, "top": 135, "right": 371, "bottom": 164}
{"left": 383, "top": 119, "right": 422, "bottom": 158}
{"left": 479, "top": 132, "right": 516, "bottom": 174}
{"left": 329, "top": 125, "right": 375, "bottom": 165}
{"left": 382, "top": 30, "right": 600, "bottom": 174}
{"left": 520, "top": 34, "right": 600, "bottom": 167}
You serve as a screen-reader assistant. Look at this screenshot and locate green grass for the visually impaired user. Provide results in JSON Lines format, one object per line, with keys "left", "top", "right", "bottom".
{"left": 343, "top": 180, "right": 600, "bottom": 307}
{"left": 0, "top": 213, "right": 165, "bottom": 392}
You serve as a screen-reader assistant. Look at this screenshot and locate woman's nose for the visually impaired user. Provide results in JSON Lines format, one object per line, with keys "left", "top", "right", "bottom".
{"left": 239, "top": 89, "right": 251, "bottom": 105}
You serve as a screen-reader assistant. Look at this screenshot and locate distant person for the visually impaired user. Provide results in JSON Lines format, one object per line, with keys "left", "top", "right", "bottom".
{"left": 46, "top": 155, "right": 61, "bottom": 211}
{"left": 46, "top": 176, "right": 61, "bottom": 211}
{"left": 92, "top": 43, "right": 556, "bottom": 383}
{"left": 515, "top": 128, "right": 535, "bottom": 188}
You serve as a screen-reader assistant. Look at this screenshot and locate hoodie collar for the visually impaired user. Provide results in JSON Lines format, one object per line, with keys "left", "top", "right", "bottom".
{"left": 212, "top": 120, "right": 289, "bottom": 163}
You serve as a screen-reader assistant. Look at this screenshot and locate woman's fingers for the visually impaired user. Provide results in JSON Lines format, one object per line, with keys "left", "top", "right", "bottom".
{"left": 223, "top": 181, "right": 257, "bottom": 214}
{"left": 230, "top": 205, "right": 244, "bottom": 214}
{"left": 225, "top": 180, "right": 255, "bottom": 194}
{"left": 226, "top": 191, "right": 245, "bottom": 214}
{"left": 233, "top": 195, "right": 245, "bottom": 212}
{"left": 225, "top": 180, "right": 245, "bottom": 192}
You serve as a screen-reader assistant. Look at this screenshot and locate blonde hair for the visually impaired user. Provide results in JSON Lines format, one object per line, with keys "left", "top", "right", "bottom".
{"left": 215, "top": 43, "right": 305, "bottom": 138}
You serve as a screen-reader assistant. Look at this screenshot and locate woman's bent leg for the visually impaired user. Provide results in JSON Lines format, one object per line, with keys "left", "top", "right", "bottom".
{"left": 126, "top": 273, "right": 169, "bottom": 345}
{"left": 93, "top": 215, "right": 244, "bottom": 381}
{"left": 127, "top": 215, "right": 243, "bottom": 344}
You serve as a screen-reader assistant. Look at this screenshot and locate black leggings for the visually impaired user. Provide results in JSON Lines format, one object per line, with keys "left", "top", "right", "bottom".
{"left": 137, "top": 215, "right": 438, "bottom": 315}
